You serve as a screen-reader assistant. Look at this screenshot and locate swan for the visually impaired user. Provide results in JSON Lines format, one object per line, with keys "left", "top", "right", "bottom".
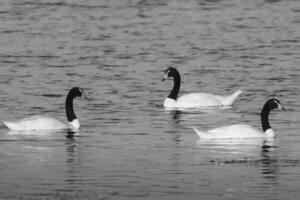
{"left": 3, "top": 87, "right": 88, "bottom": 131}
{"left": 162, "top": 67, "right": 242, "bottom": 108}
{"left": 193, "top": 98, "right": 285, "bottom": 139}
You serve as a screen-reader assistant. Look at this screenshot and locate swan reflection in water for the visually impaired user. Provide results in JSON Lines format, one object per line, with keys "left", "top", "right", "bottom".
{"left": 167, "top": 107, "right": 237, "bottom": 125}
{"left": 196, "top": 137, "right": 283, "bottom": 187}
{"left": 196, "top": 137, "right": 275, "bottom": 156}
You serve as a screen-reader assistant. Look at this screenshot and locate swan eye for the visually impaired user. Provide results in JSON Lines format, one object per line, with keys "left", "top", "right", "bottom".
{"left": 78, "top": 88, "right": 84, "bottom": 96}
{"left": 273, "top": 99, "right": 284, "bottom": 110}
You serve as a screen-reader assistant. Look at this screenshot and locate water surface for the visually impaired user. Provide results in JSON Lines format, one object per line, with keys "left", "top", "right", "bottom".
{"left": 0, "top": 0, "right": 300, "bottom": 199}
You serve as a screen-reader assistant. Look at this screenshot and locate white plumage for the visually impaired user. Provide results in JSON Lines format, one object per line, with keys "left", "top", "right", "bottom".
{"left": 3, "top": 116, "right": 77, "bottom": 131}
{"left": 164, "top": 90, "right": 242, "bottom": 108}
{"left": 193, "top": 124, "right": 275, "bottom": 139}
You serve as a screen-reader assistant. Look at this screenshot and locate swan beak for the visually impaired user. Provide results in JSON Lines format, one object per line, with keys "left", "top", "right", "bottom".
{"left": 278, "top": 104, "right": 286, "bottom": 111}
{"left": 81, "top": 90, "right": 91, "bottom": 100}
{"left": 162, "top": 74, "right": 168, "bottom": 82}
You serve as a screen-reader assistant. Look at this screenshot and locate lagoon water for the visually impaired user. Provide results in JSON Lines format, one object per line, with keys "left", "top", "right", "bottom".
{"left": 0, "top": 0, "right": 300, "bottom": 199}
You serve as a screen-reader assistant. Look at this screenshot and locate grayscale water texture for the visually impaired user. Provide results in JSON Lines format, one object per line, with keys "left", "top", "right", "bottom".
{"left": 0, "top": 0, "right": 299, "bottom": 199}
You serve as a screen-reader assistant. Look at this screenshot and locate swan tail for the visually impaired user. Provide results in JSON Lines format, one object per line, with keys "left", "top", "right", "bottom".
{"left": 3, "top": 121, "right": 20, "bottom": 131}
{"left": 192, "top": 127, "right": 209, "bottom": 139}
{"left": 222, "top": 89, "right": 242, "bottom": 106}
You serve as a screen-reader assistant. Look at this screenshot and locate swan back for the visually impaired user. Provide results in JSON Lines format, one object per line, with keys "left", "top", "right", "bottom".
{"left": 193, "top": 124, "right": 266, "bottom": 139}
{"left": 176, "top": 93, "right": 223, "bottom": 108}
{"left": 3, "top": 115, "right": 70, "bottom": 131}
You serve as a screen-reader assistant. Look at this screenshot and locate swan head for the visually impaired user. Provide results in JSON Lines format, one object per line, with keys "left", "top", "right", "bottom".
{"left": 162, "top": 67, "right": 178, "bottom": 81}
{"left": 263, "top": 98, "right": 285, "bottom": 111}
{"left": 69, "top": 87, "right": 88, "bottom": 99}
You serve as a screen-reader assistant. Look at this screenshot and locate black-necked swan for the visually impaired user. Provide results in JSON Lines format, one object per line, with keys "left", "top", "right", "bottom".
{"left": 3, "top": 87, "right": 87, "bottom": 131}
{"left": 193, "top": 98, "right": 285, "bottom": 139}
{"left": 162, "top": 67, "right": 242, "bottom": 108}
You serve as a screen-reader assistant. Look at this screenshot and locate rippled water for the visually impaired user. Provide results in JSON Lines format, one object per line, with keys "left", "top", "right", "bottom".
{"left": 0, "top": 0, "right": 300, "bottom": 199}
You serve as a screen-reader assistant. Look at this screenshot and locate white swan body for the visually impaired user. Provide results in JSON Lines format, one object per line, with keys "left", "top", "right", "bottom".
{"left": 192, "top": 98, "right": 284, "bottom": 139}
{"left": 162, "top": 67, "right": 242, "bottom": 108}
{"left": 3, "top": 87, "right": 86, "bottom": 131}
{"left": 163, "top": 90, "right": 242, "bottom": 108}
{"left": 3, "top": 116, "right": 79, "bottom": 131}
{"left": 193, "top": 125, "right": 275, "bottom": 139}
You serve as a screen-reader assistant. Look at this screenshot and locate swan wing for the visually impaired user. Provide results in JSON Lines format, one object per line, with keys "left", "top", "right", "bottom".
{"left": 177, "top": 93, "right": 222, "bottom": 108}
{"left": 3, "top": 115, "right": 69, "bottom": 131}
{"left": 193, "top": 124, "right": 263, "bottom": 139}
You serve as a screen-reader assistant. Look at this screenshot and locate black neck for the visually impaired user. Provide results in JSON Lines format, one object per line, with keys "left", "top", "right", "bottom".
{"left": 261, "top": 108, "right": 271, "bottom": 132}
{"left": 168, "top": 72, "right": 180, "bottom": 100}
{"left": 65, "top": 93, "right": 77, "bottom": 122}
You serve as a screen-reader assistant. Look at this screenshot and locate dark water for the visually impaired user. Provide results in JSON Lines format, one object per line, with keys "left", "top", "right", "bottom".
{"left": 0, "top": 0, "right": 300, "bottom": 199}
